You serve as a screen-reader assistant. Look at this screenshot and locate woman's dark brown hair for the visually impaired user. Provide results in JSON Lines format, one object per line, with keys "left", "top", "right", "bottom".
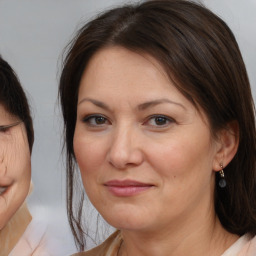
{"left": 59, "top": 0, "right": 256, "bottom": 250}
{"left": 0, "top": 55, "right": 34, "bottom": 152}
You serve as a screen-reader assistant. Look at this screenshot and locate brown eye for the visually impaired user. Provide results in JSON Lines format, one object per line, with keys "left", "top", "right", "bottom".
{"left": 144, "top": 115, "right": 175, "bottom": 128}
{"left": 82, "top": 115, "right": 109, "bottom": 126}
{"left": 0, "top": 122, "right": 21, "bottom": 132}
{"left": 0, "top": 126, "right": 9, "bottom": 132}
{"left": 94, "top": 116, "right": 107, "bottom": 125}
{"left": 154, "top": 116, "right": 168, "bottom": 125}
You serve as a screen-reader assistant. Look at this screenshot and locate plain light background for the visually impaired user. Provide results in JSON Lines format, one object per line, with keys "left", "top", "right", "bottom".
{"left": 0, "top": 0, "right": 255, "bottom": 254}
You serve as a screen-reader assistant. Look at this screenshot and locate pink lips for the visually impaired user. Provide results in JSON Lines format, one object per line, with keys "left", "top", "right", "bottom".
{"left": 104, "top": 180, "right": 153, "bottom": 197}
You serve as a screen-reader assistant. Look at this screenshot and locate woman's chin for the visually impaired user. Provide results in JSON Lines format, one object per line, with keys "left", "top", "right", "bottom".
{"left": 102, "top": 211, "right": 153, "bottom": 232}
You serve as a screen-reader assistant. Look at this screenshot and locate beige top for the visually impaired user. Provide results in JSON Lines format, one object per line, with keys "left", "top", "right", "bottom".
{"left": 72, "top": 231, "right": 256, "bottom": 256}
{"left": 72, "top": 231, "right": 122, "bottom": 256}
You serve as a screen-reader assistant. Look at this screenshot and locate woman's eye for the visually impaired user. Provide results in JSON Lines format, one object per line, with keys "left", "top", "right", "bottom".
{"left": 145, "top": 115, "right": 174, "bottom": 127}
{"left": 0, "top": 126, "right": 9, "bottom": 132}
{"left": 0, "top": 122, "right": 20, "bottom": 133}
{"left": 82, "top": 115, "right": 109, "bottom": 126}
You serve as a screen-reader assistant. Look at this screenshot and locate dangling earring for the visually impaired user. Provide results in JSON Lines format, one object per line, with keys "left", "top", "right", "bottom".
{"left": 218, "top": 164, "right": 226, "bottom": 188}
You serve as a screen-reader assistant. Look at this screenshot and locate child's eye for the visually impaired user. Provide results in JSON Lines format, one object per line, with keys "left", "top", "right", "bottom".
{"left": 144, "top": 115, "right": 174, "bottom": 127}
{"left": 82, "top": 115, "right": 110, "bottom": 126}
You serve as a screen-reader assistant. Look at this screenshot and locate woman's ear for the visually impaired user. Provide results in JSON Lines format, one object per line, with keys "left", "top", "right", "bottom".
{"left": 213, "top": 121, "right": 239, "bottom": 171}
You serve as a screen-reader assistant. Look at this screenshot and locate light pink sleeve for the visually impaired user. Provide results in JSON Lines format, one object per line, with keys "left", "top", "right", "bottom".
{"left": 9, "top": 218, "right": 63, "bottom": 256}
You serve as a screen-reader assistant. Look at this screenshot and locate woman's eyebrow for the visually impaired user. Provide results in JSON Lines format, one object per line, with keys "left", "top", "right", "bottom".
{"left": 137, "top": 99, "right": 186, "bottom": 111}
{"left": 78, "top": 98, "right": 186, "bottom": 111}
{"left": 78, "top": 98, "right": 110, "bottom": 110}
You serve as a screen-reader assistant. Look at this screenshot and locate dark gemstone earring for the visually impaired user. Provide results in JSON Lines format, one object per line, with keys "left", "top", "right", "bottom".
{"left": 218, "top": 164, "right": 226, "bottom": 188}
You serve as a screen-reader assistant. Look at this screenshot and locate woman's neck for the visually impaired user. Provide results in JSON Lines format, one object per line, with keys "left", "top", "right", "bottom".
{"left": 0, "top": 202, "right": 32, "bottom": 256}
{"left": 119, "top": 211, "right": 239, "bottom": 256}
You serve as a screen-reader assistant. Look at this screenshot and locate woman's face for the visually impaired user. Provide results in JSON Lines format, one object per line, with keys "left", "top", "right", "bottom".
{"left": 0, "top": 105, "right": 31, "bottom": 230}
{"left": 74, "top": 47, "right": 222, "bottom": 232}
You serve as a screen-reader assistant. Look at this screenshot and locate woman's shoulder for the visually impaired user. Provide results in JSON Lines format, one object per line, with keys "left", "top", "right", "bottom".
{"left": 72, "top": 230, "right": 122, "bottom": 256}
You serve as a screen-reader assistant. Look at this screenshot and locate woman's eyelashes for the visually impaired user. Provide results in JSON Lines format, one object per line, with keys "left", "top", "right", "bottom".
{"left": 82, "top": 114, "right": 110, "bottom": 127}
{"left": 0, "top": 122, "right": 21, "bottom": 133}
{"left": 143, "top": 115, "right": 175, "bottom": 128}
{"left": 0, "top": 126, "right": 9, "bottom": 133}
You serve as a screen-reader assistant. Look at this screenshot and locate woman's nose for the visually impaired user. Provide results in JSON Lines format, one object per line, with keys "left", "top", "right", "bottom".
{"left": 107, "top": 127, "right": 144, "bottom": 169}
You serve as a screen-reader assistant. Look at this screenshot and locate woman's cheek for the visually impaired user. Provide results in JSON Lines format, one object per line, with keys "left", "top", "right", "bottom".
{"left": 74, "top": 128, "right": 106, "bottom": 170}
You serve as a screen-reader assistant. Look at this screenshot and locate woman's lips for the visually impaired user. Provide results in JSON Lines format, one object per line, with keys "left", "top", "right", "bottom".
{"left": 104, "top": 180, "right": 154, "bottom": 197}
